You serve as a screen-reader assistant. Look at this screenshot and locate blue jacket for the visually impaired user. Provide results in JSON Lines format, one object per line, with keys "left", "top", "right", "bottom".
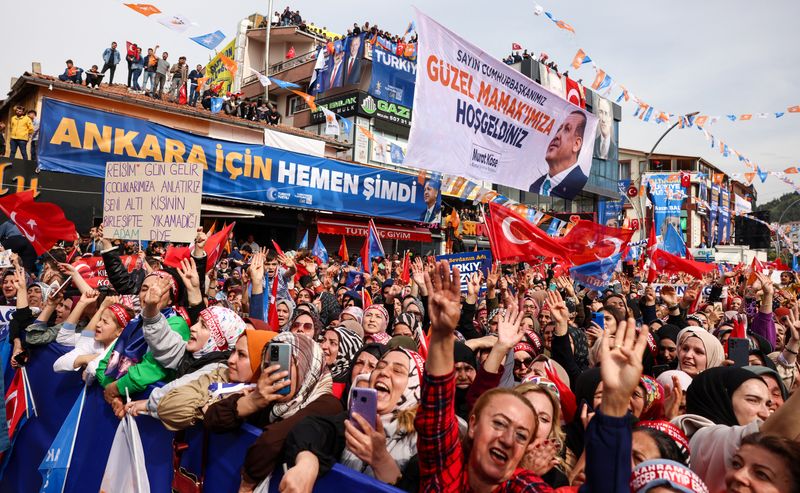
{"left": 579, "top": 410, "right": 633, "bottom": 493}
{"left": 102, "top": 47, "right": 121, "bottom": 65}
{"left": 130, "top": 54, "right": 144, "bottom": 70}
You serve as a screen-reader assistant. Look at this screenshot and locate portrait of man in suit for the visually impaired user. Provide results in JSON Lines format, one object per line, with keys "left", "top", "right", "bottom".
{"left": 594, "top": 97, "right": 617, "bottom": 161}
{"left": 420, "top": 178, "right": 441, "bottom": 223}
{"left": 326, "top": 45, "right": 345, "bottom": 90}
{"left": 529, "top": 110, "right": 589, "bottom": 200}
{"left": 343, "top": 34, "right": 363, "bottom": 85}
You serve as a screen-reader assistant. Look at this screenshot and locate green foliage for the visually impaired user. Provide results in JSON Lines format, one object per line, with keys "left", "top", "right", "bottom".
{"left": 758, "top": 192, "right": 800, "bottom": 223}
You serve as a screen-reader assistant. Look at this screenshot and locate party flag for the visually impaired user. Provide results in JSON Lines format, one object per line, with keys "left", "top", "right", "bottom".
{"left": 312, "top": 236, "right": 329, "bottom": 264}
{"left": 788, "top": 105, "right": 800, "bottom": 113}
{"left": 544, "top": 12, "right": 576, "bottom": 33}
{"left": 157, "top": 14, "right": 191, "bottom": 33}
{"left": 123, "top": 3, "right": 161, "bottom": 16}
{"left": 739, "top": 114, "right": 752, "bottom": 121}
{"left": 210, "top": 97, "right": 223, "bottom": 113}
{"left": 248, "top": 67, "right": 271, "bottom": 87}
{"left": 570, "top": 49, "right": 591, "bottom": 70}
{"left": 190, "top": 30, "right": 226, "bottom": 50}
{"left": 290, "top": 90, "right": 316, "bottom": 111}
{"left": 298, "top": 230, "right": 309, "bottom": 250}
{"left": 757, "top": 167, "right": 768, "bottom": 183}
{"left": 776, "top": 112, "right": 785, "bottom": 118}
{"left": 360, "top": 220, "right": 385, "bottom": 272}
{"left": 591, "top": 69, "right": 607, "bottom": 90}
{"left": 726, "top": 115, "right": 737, "bottom": 121}
{"left": 694, "top": 115, "right": 709, "bottom": 127}
{"left": 337, "top": 115, "right": 353, "bottom": 134}
{"left": 38, "top": 386, "right": 87, "bottom": 493}
{"left": 219, "top": 54, "right": 238, "bottom": 76}
{"left": 663, "top": 224, "right": 687, "bottom": 257}
{"left": 405, "top": 21, "right": 416, "bottom": 37}
{"left": 320, "top": 106, "right": 340, "bottom": 136}
{"left": 784, "top": 167, "right": 799, "bottom": 174}
{"left": 338, "top": 236, "right": 349, "bottom": 262}
{"left": 361, "top": 286, "right": 373, "bottom": 308}
{"left": 358, "top": 125, "right": 376, "bottom": 141}
{"left": 569, "top": 252, "right": 621, "bottom": 292}
{"left": 269, "top": 77, "right": 301, "bottom": 89}
{"left": 643, "top": 107, "right": 654, "bottom": 122}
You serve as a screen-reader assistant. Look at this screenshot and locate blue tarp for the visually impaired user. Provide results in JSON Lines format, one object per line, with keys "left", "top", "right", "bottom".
{"left": 0, "top": 343, "right": 402, "bottom": 493}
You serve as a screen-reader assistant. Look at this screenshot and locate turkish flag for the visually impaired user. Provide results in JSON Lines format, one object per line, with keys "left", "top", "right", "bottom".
{"left": 647, "top": 221, "right": 658, "bottom": 283}
{"left": 0, "top": 191, "right": 77, "bottom": 255}
{"left": 558, "top": 220, "right": 633, "bottom": 265}
{"left": 564, "top": 77, "right": 585, "bottom": 108}
{"left": 651, "top": 248, "right": 716, "bottom": 279}
{"left": 178, "top": 81, "right": 188, "bottom": 104}
{"left": 287, "top": 45, "right": 296, "bottom": 59}
{"left": 267, "top": 274, "right": 279, "bottom": 330}
{"left": 400, "top": 251, "right": 411, "bottom": 284}
{"left": 487, "top": 202, "right": 566, "bottom": 262}
{"left": 205, "top": 222, "right": 235, "bottom": 270}
{"left": 680, "top": 171, "right": 691, "bottom": 189}
{"left": 511, "top": 42, "right": 522, "bottom": 50}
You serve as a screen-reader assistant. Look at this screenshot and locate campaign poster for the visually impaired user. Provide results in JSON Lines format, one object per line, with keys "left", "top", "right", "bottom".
{"left": 717, "top": 185, "right": 730, "bottom": 244}
{"left": 369, "top": 46, "right": 417, "bottom": 108}
{"left": 405, "top": 9, "right": 598, "bottom": 200}
{"left": 646, "top": 173, "right": 686, "bottom": 243}
{"left": 435, "top": 250, "right": 492, "bottom": 293}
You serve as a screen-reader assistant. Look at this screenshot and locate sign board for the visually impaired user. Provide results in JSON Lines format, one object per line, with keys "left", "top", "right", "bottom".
{"left": 103, "top": 162, "right": 203, "bottom": 243}
{"left": 435, "top": 250, "right": 493, "bottom": 293}
{"left": 641, "top": 284, "right": 713, "bottom": 299}
{"left": 0, "top": 306, "right": 17, "bottom": 339}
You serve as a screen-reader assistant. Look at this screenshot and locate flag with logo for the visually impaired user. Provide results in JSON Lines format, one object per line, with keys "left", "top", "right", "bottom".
{"left": 312, "top": 236, "right": 329, "bottom": 264}
{"left": 569, "top": 252, "right": 621, "bottom": 292}
{"left": 123, "top": 3, "right": 161, "bottom": 16}
{"left": 361, "top": 220, "right": 385, "bottom": 272}
{"left": 219, "top": 54, "right": 238, "bottom": 76}
{"left": 0, "top": 191, "right": 77, "bottom": 255}
{"left": 320, "top": 106, "right": 340, "bottom": 136}
{"left": 564, "top": 77, "right": 585, "bottom": 108}
{"left": 511, "top": 42, "right": 522, "bottom": 50}
{"left": 290, "top": 90, "right": 317, "bottom": 111}
{"left": 204, "top": 222, "right": 235, "bottom": 271}
{"left": 157, "top": 13, "right": 191, "bottom": 33}
{"left": 38, "top": 386, "right": 87, "bottom": 493}
{"left": 662, "top": 224, "right": 687, "bottom": 257}
{"left": 570, "top": 49, "right": 591, "bottom": 69}
{"left": 190, "top": 30, "right": 226, "bottom": 50}
{"left": 248, "top": 67, "right": 271, "bottom": 87}
{"left": 210, "top": 97, "right": 223, "bottom": 113}
{"left": 298, "top": 231, "right": 309, "bottom": 250}
{"left": 0, "top": 368, "right": 35, "bottom": 463}
{"left": 651, "top": 248, "right": 716, "bottom": 279}
{"left": 99, "top": 409, "right": 150, "bottom": 493}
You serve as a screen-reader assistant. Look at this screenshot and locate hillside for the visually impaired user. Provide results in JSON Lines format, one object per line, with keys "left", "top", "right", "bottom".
{"left": 758, "top": 192, "right": 800, "bottom": 223}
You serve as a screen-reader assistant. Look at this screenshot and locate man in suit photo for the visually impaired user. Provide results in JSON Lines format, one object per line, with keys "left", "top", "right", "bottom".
{"left": 529, "top": 110, "right": 589, "bottom": 200}
{"left": 326, "top": 45, "right": 345, "bottom": 91}
{"left": 420, "top": 178, "right": 441, "bottom": 223}
{"left": 343, "top": 34, "right": 363, "bottom": 85}
{"left": 594, "top": 97, "right": 617, "bottom": 161}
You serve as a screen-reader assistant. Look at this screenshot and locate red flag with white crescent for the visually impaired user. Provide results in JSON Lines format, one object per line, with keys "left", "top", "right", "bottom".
{"left": 564, "top": 76, "right": 585, "bottom": 108}
{"left": 487, "top": 202, "right": 566, "bottom": 263}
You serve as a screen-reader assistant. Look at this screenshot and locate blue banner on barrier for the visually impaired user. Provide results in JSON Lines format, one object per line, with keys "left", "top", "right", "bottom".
{"left": 38, "top": 98, "right": 437, "bottom": 224}
{"left": 435, "top": 250, "right": 492, "bottom": 293}
{"left": 368, "top": 46, "right": 416, "bottom": 108}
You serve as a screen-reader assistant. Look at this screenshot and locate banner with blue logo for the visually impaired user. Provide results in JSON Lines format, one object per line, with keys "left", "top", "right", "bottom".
{"left": 38, "top": 98, "right": 436, "bottom": 223}
{"left": 369, "top": 46, "right": 416, "bottom": 108}
{"left": 717, "top": 185, "right": 730, "bottom": 244}
{"left": 709, "top": 184, "right": 720, "bottom": 245}
{"left": 646, "top": 174, "right": 685, "bottom": 244}
{"left": 435, "top": 250, "right": 492, "bottom": 293}
{"left": 569, "top": 252, "right": 621, "bottom": 292}
{"left": 597, "top": 198, "right": 622, "bottom": 226}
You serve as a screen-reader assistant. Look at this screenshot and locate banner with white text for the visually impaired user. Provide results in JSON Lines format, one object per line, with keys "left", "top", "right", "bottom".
{"left": 404, "top": 9, "right": 598, "bottom": 200}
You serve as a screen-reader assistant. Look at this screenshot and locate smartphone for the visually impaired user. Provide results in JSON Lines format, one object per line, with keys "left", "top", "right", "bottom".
{"left": 651, "top": 364, "right": 670, "bottom": 378}
{"left": 591, "top": 312, "right": 605, "bottom": 330}
{"left": 727, "top": 338, "right": 750, "bottom": 368}
{"left": 349, "top": 388, "right": 378, "bottom": 431}
{"left": 265, "top": 342, "right": 291, "bottom": 395}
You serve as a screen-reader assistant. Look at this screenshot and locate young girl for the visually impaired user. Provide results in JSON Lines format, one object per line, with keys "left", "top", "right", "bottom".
{"left": 53, "top": 292, "right": 133, "bottom": 382}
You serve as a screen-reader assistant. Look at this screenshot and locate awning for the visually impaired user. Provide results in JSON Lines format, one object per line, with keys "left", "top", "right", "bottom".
{"left": 201, "top": 203, "right": 264, "bottom": 218}
{"left": 317, "top": 219, "right": 432, "bottom": 243}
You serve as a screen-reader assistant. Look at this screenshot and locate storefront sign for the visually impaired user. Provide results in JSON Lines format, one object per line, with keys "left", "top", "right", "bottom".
{"left": 310, "top": 92, "right": 360, "bottom": 124}
{"left": 39, "top": 98, "right": 437, "bottom": 224}
{"left": 359, "top": 94, "right": 412, "bottom": 127}
{"left": 435, "top": 250, "right": 493, "bottom": 293}
{"left": 317, "top": 218, "right": 432, "bottom": 242}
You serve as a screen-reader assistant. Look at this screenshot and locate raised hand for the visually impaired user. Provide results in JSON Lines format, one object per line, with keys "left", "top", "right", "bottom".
{"left": 660, "top": 286, "right": 677, "bottom": 307}
{"left": 424, "top": 260, "right": 462, "bottom": 337}
{"left": 277, "top": 252, "right": 295, "bottom": 271}
{"left": 600, "top": 315, "right": 649, "bottom": 417}
{"left": 642, "top": 286, "right": 656, "bottom": 306}
{"left": 142, "top": 276, "right": 171, "bottom": 317}
{"left": 247, "top": 251, "right": 265, "bottom": 288}
{"left": 193, "top": 228, "right": 207, "bottom": 257}
{"left": 177, "top": 257, "right": 202, "bottom": 306}
{"left": 486, "top": 262, "right": 501, "bottom": 293}
{"left": 466, "top": 272, "right": 482, "bottom": 304}
{"left": 410, "top": 257, "right": 426, "bottom": 286}
{"left": 547, "top": 289, "right": 569, "bottom": 336}
{"left": 495, "top": 303, "right": 525, "bottom": 350}
{"left": 663, "top": 376, "right": 684, "bottom": 420}
{"left": 79, "top": 289, "right": 100, "bottom": 306}
{"left": 101, "top": 294, "right": 120, "bottom": 309}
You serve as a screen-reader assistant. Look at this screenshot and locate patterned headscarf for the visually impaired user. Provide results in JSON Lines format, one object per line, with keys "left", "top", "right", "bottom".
{"left": 639, "top": 375, "right": 665, "bottom": 420}
{"left": 196, "top": 306, "right": 246, "bottom": 359}
{"left": 341, "top": 347, "right": 423, "bottom": 476}
{"left": 328, "top": 325, "right": 363, "bottom": 381}
{"left": 340, "top": 306, "right": 364, "bottom": 325}
{"left": 394, "top": 313, "right": 426, "bottom": 353}
{"left": 364, "top": 304, "right": 389, "bottom": 334}
{"left": 264, "top": 332, "right": 332, "bottom": 421}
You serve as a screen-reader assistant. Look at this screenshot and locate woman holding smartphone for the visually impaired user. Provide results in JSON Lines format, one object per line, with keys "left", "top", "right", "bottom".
{"left": 279, "top": 346, "right": 424, "bottom": 491}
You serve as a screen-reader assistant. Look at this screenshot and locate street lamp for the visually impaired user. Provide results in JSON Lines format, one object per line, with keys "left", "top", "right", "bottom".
{"left": 632, "top": 111, "right": 700, "bottom": 241}
{"left": 775, "top": 197, "right": 800, "bottom": 261}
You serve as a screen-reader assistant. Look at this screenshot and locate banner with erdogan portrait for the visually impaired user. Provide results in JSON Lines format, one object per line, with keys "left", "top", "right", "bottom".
{"left": 405, "top": 9, "right": 598, "bottom": 200}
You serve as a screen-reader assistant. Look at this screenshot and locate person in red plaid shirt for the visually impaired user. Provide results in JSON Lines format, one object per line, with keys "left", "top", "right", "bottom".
{"left": 416, "top": 260, "right": 553, "bottom": 493}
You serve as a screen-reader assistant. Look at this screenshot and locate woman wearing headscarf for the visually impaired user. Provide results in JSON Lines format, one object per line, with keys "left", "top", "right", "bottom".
{"left": 280, "top": 347, "right": 424, "bottom": 491}
{"left": 204, "top": 332, "right": 342, "bottom": 491}
{"left": 671, "top": 366, "right": 771, "bottom": 492}
{"left": 276, "top": 298, "right": 295, "bottom": 332}
{"left": 676, "top": 326, "right": 725, "bottom": 378}
{"left": 363, "top": 304, "right": 389, "bottom": 340}
{"left": 629, "top": 459, "right": 709, "bottom": 493}
{"left": 392, "top": 312, "right": 428, "bottom": 357}
{"left": 288, "top": 309, "right": 323, "bottom": 340}
{"left": 151, "top": 329, "right": 277, "bottom": 430}
{"left": 655, "top": 324, "right": 681, "bottom": 367}
{"left": 320, "top": 322, "right": 364, "bottom": 398}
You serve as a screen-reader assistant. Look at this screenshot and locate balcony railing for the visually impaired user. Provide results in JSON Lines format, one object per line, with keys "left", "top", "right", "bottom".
{"left": 243, "top": 49, "right": 318, "bottom": 86}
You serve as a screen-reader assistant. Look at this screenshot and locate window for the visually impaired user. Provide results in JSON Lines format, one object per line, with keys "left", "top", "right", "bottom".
{"left": 619, "top": 160, "right": 631, "bottom": 180}
{"left": 287, "top": 95, "right": 308, "bottom": 115}
{"left": 649, "top": 159, "right": 671, "bottom": 172}
{"left": 676, "top": 159, "right": 695, "bottom": 172}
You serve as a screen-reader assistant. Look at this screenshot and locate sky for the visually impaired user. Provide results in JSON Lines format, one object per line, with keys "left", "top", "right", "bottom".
{"left": 6, "top": 0, "right": 799, "bottom": 203}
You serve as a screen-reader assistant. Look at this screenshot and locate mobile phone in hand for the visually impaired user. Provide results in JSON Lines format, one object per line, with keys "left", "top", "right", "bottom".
{"left": 591, "top": 312, "right": 604, "bottom": 330}
{"left": 265, "top": 342, "right": 291, "bottom": 395}
{"left": 349, "top": 388, "right": 377, "bottom": 431}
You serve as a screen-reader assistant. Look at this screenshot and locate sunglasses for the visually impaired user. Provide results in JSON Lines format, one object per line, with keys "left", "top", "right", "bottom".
{"left": 514, "top": 358, "right": 533, "bottom": 368}
{"left": 291, "top": 321, "right": 314, "bottom": 332}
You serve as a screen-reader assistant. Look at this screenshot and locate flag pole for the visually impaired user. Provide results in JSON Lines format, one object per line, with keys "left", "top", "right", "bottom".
{"left": 479, "top": 204, "right": 497, "bottom": 265}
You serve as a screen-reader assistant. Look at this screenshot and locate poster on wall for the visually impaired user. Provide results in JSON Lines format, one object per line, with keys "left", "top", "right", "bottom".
{"left": 646, "top": 173, "right": 686, "bottom": 243}
{"left": 369, "top": 46, "right": 417, "bottom": 108}
{"left": 404, "top": 9, "right": 598, "bottom": 200}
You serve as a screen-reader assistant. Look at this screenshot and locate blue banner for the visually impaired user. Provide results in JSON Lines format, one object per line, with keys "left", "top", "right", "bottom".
{"left": 709, "top": 184, "right": 720, "bottom": 245}
{"left": 38, "top": 386, "right": 86, "bottom": 493}
{"left": 647, "top": 174, "right": 685, "bottom": 244}
{"left": 435, "top": 250, "right": 492, "bottom": 293}
{"left": 368, "top": 46, "right": 416, "bottom": 108}
{"left": 597, "top": 198, "right": 622, "bottom": 227}
{"left": 717, "top": 185, "right": 730, "bottom": 244}
{"left": 38, "top": 98, "right": 436, "bottom": 223}
{"left": 570, "top": 252, "right": 621, "bottom": 292}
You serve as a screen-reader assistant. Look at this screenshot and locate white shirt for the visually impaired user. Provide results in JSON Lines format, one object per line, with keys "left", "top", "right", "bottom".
{"left": 598, "top": 135, "right": 610, "bottom": 159}
{"left": 53, "top": 328, "right": 107, "bottom": 373}
{"left": 539, "top": 163, "right": 582, "bottom": 196}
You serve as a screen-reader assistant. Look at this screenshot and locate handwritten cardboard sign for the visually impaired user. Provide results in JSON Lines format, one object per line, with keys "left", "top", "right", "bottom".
{"left": 103, "top": 162, "right": 203, "bottom": 243}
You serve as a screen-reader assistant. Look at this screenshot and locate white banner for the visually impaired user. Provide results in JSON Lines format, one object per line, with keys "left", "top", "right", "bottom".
{"left": 264, "top": 128, "right": 325, "bottom": 158}
{"left": 734, "top": 194, "right": 752, "bottom": 213}
{"left": 405, "top": 9, "right": 598, "bottom": 200}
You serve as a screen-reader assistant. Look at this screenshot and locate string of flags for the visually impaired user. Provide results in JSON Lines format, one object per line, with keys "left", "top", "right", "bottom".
{"left": 123, "top": 3, "right": 227, "bottom": 50}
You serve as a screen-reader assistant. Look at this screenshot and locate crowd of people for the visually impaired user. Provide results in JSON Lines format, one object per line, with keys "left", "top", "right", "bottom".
{"left": 53, "top": 41, "right": 283, "bottom": 126}
{"left": 5, "top": 213, "right": 800, "bottom": 493}
{"left": 503, "top": 49, "right": 566, "bottom": 78}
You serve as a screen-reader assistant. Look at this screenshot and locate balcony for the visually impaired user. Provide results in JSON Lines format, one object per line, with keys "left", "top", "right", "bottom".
{"left": 243, "top": 49, "right": 317, "bottom": 90}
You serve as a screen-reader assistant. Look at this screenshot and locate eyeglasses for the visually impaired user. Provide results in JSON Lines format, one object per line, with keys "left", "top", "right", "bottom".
{"left": 291, "top": 321, "right": 314, "bottom": 332}
{"left": 514, "top": 358, "right": 533, "bottom": 368}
